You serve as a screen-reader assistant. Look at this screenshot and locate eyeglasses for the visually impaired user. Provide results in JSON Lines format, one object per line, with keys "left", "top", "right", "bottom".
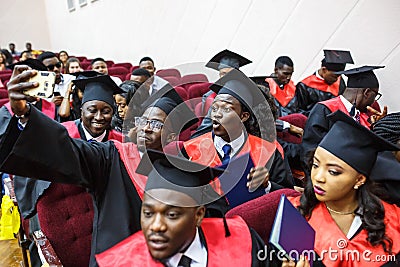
{"left": 46, "top": 61, "right": 63, "bottom": 71}
{"left": 134, "top": 117, "right": 164, "bottom": 131}
{"left": 374, "top": 92, "right": 382, "bottom": 101}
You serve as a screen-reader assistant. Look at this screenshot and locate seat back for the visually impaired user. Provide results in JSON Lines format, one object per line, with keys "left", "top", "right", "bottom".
{"left": 180, "top": 74, "right": 208, "bottom": 90}
{"left": 36, "top": 183, "right": 94, "bottom": 267}
{"left": 112, "top": 62, "right": 133, "bottom": 70}
{"left": 277, "top": 113, "right": 307, "bottom": 144}
{"left": 156, "top": 68, "right": 181, "bottom": 78}
{"left": 226, "top": 188, "right": 300, "bottom": 244}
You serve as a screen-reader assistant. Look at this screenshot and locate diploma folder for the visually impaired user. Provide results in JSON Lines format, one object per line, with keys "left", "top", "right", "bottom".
{"left": 269, "top": 195, "right": 315, "bottom": 265}
{"left": 218, "top": 152, "right": 265, "bottom": 208}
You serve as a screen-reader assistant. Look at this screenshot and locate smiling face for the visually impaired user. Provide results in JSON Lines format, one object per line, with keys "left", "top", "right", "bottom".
{"left": 141, "top": 189, "right": 205, "bottom": 261}
{"left": 211, "top": 94, "right": 249, "bottom": 142}
{"left": 81, "top": 100, "right": 113, "bottom": 137}
{"left": 311, "top": 147, "right": 366, "bottom": 206}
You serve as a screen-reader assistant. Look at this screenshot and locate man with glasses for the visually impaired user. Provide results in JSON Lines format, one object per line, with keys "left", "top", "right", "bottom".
{"left": 1, "top": 68, "right": 197, "bottom": 267}
{"left": 37, "top": 51, "right": 74, "bottom": 106}
{"left": 302, "top": 65, "right": 387, "bottom": 161}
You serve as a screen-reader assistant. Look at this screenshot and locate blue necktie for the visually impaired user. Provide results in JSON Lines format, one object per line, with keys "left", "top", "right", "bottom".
{"left": 221, "top": 144, "right": 232, "bottom": 165}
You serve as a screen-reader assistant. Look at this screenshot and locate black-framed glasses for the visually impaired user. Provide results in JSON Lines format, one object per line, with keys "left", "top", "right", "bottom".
{"left": 46, "top": 61, "right": 63, "bottom": 71}
{"left": 134, "top": 117, "right": 164, "bottom": 131}
{"left": 374, "top": 92, "right": 382, "bottom": 101}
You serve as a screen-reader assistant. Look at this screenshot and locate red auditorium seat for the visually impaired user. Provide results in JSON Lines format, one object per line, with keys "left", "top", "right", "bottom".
{"left": 173, "top": 86, "right": 188, "bottom": 101}
{"left": 226, "top": 188, "right": 300, "bottom": 244}
{"left": 125, "top": 73, "right": 132, "bottom": 81}
{"left": 112, "top": 62, "right": 133, "bottom": 70}
{"left": 0, "top": 73, "right": 12, "bottom": 84}
{"left": 186, "top": 82, "right": 212, "bottom": 109}
{"left": 108, "top": 67, "right": 129, "bottom": 81}
{"left": 75, "top": 56, "right": 87, "bottom": 62}
{"left": 36, "top": 183, "right": 94, "bottom": 267}
{"left": 0, "top": 98, "right": 8, "bottom": 107}
{"left": 180, "top": 74, "right": 208, "bottom": 90}
{"left": 80, "top": 61, "right": 91, "bottom": 70}
{"left": 277, "top": 113, "right": 307, "bottom": 144}
{"left": 163, "top": 76, "right": 180, "bottom": 87}
{"left": 0, "top": 89, "right": 8, "bottom": 98}
{"left": 130, "top": 65, "right": 139, "bottom": 72}
{"left": 105, "top": 60, "right": 114, "bottom": 67}
{"left": 156, "top": 68, "right": 181, "bottom": 78}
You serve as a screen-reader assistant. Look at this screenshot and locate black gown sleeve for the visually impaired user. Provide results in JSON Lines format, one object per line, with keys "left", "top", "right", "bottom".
{"left": 0, "top": 106, "right": 114, "bottom": 191}
{"left": 268, "top": 150, "right": 294, "bottom": 191}
{"left": 295, "top": 82, "right": 312, "bottom": 116}
{"left": 301, "top": 103, "right": 333, "bottom": 159}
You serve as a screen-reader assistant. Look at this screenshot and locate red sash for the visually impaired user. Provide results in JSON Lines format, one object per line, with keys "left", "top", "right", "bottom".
{"left": 96, "top": 216, "right": 253, "bottom": 267}
{"left": 289, "top": 196, "right": 400, "bottom": 267}
{"left": 301, "top": 75, "right": 341, "bottom": 96}
{"left": 266, "top": 78, "right": 296, "bottom": 107}
{"left": 113, "top": 141, "right": 146, "bottom": 200}
{"left": 321, "top": 97, "right": 371, "bottom": 128}
{"left": 5, "top": 99, "right": 56, "bottom": 119}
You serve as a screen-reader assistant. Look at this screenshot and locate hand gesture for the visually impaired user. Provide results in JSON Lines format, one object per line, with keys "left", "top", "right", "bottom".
{"left": 247, "top": 166, "right": 269, "bottom": 192}
{"left": 367, "top": 105, "right": 387, "bottom": 124}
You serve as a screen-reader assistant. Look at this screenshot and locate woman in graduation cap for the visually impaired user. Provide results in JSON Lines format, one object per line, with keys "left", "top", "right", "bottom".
{"left": 275, "top": 111, "right": 400, "bottom": 267}
{"left": 1, "top": 66, "right": 198, "bottom": 267}
{"left": 96, "top": 150, "right": 268, "bottom": 267}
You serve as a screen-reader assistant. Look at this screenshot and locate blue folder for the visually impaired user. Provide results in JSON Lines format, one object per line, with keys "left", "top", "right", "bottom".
{"left": 218, "top": 152, "right": 266, "bottom": 208}
{"left": 269, "top": 195, "right": 315, "bottom": 266}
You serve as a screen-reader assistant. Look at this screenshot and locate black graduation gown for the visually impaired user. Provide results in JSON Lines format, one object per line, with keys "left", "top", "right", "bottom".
{"left": 295, "top": 75, "right": 346, "bottom": 116}
{"left": 0, "top": 107, "right": 142, "bottom": 267}
{"left": 263, "top": 80, "right": 300, "bottom": 117}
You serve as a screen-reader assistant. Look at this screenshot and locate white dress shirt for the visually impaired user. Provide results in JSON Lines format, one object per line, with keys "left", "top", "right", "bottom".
{"left": 148, "top": 75, "right": 169, "bottom": 96}
{"left": 82, "top": 124, "right": 107, "bottom": 142}
{"left": 339, "top": 95, "right": 360, "bottom": 121}
{"left": 166, "top": 228, "right": 207, "bottom": 267}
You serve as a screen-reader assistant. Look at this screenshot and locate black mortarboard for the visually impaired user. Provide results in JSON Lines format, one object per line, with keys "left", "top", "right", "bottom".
{"left": 141, "top": 84, "right": 198, "bottom": 132}
{"left": 210, "top": 69, "right": 267, "bottom": 113}
{"left": 72, "top": 75, "right": 124, "bottom": 107}
{"left": 249, "top": 76, "right": 274, "bottom": 85}
{"left": 136, "top": 149, "right": 224, "bottom": 206}
{"left": 206, "top": 49, "right": 252, "bottom": 70}
{"left": 131, "top": 68, "right": 151, "bottom": 77}
{"left": 319, "top": 110, "right": 399, "bottom": 176}
{"left": 335, "top": 65, "right": 384, "bottom": 89}
{"left": 322, "top": 49, "right": 354, "bottom": 71}
{"left": 69, "top": 70, "right": 101, "bottom": 80}
{"left": 7, "top": 58, "right": 47, "bottom": 71}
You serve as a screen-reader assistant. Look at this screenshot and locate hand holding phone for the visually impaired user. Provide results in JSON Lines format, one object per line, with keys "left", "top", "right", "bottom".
{"left": 24, "top": 71, "right": 56, "bottom": 98}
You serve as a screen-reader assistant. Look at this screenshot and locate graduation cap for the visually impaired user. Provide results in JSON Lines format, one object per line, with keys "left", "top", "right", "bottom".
{"left": 318, "top": 110, "right": 399, "bottom": 176}
{"left": 210, "top": 69, "right": 267, "bottom": 113}
{"left": 321, "top": 49, "right": 354, "bottom": 71}
{"left": 249, "top": 75, "right": 275, "bottom": 85}
{"left": 7, "top": 58, "right": 47, "bottom": 71}
{"left": 141, "top": 84, "right": 199, "bottom": 132}
{"left": 69, "top": 70, "right": 101, "bottom": 80}
{"left": 335, "top": 65, "right": 384, "bottom": 89}
{"left": 136, "top": 149, "right": 224, "bottom": 206}
{"left": 72, "top": 75, "right": 124, "bottom": 107}
{"left": 205, "top": 49, "right": 252, "bottom": 70}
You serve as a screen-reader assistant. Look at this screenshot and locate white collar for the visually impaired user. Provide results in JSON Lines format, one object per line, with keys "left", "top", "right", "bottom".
{"left": 339, "top": 95, "right": 360, "bottom": 118}
{"left": 214, "top": 131, "right": 245, "bottom": 157}
{"left": 166, "top": 228, "right": 207, "bottom": 267}
{"left": 82, "top": 124, "right": 107, "bottom": 142}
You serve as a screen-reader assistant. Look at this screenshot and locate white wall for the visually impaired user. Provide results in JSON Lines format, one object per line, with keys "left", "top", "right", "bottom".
{"left": 2, "top": 0, "right": 400, "bottom": 110}
{"left": 1, "top": 0, "right": 51, "bottom": 52}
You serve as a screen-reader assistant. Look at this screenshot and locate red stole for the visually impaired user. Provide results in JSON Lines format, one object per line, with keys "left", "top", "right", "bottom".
{"left": 5, "top": 99, "right": 56, "bottom": 119}
{"left": 266, "top": 78, "right": 296, "bottom": 107}
{"left": 62, "top": 121, "right": 123, "bottom": 142}
{"left": 301, "top": 75, "right": 341, "bottom": 96}
{"left": 184, "top": 132, "right": 276, "bottom": 194}
{"left": 95, "top": 216, "right": 253, "bottom": 267}
{"left": 289, "top": 196, "right": 400, "bottom": 267}
{"left": 321, "top": 97, "right": 371, "bottom": 128}
{"left": 113, "top": 141, "right": 146, "bottom": 200}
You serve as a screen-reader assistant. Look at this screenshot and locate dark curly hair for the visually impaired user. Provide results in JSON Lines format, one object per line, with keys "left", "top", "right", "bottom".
{"left": 298, "top": 149, "right": 393, "bottom": 254}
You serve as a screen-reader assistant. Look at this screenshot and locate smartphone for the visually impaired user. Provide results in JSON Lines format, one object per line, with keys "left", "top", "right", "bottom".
{"left": 24, "top": 71, "right": 56, "bottom": 98}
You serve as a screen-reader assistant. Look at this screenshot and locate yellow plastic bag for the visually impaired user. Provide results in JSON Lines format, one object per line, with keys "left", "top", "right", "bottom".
{"left": 0, "top": 195, "right": 21, "bottom": 240}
